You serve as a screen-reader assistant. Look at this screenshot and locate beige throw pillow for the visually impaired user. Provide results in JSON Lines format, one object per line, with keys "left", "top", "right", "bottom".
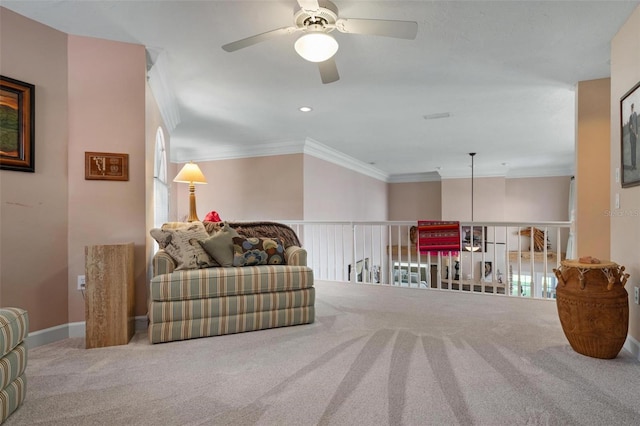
{"left": 150, "top": 222, "right": 217, "bottom": 270}
{"left": 198, "top": 223, "right": 239, "bottom": 267}
{"left": 150, "top": 222, "right": 192, "bottom": 249}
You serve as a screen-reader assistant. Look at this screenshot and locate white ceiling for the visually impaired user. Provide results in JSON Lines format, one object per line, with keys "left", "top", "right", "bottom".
{"left": 3, "top": 1, "right": 638, "bottom": 180}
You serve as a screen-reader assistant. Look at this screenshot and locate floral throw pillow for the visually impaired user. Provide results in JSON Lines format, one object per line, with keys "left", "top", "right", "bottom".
{"left": 232, "top": 236, "right": 286, "bottom": 267}
{"left": 150, "top": 222, "right": 217, "bottom": 270}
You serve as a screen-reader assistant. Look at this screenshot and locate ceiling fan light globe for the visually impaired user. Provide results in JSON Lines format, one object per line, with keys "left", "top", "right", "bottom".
{"left": 294, "top": 32, "right": 338, "bottom": 62}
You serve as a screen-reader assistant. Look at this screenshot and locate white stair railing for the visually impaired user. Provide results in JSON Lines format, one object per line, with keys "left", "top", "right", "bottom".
{"left": 283, "top": 221, "right": 571, "bottom": 300}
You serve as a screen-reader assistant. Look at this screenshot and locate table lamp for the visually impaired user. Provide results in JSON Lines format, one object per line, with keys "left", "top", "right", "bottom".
{"left": 173, "top": 161, "right": 207, "bottom": 222}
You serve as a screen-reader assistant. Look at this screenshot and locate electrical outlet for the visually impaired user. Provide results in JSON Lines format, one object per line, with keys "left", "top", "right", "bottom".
{"left": 615, "top": 193, "right": 620, "bottom": 209}
{"left": 77, "top": 275, "right": 86, "bottom": 291}
{"left": 635, "top": 286, "right": 639, "bottom": 305}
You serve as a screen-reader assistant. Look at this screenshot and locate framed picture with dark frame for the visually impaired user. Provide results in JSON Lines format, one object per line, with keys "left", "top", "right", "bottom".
{"left": 621, "top": 80, "right": 640, "bottom": 188}
{"left": 461, "top": 225, "right": 487, "bottom": 252}
{"left": 0, "top": 76, "right": 35, "bottom": 173}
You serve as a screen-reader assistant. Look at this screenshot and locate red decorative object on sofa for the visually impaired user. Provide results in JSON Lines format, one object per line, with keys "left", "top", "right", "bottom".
{"left": 204, "top": 210, "right": 222, "bottom": 222}
{"left": 417, "top": 220, "right": 461, "bottom": 255}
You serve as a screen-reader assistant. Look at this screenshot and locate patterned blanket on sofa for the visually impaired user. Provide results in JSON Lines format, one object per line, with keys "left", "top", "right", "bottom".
{"left": 204, "top": 221, "right": 301, "bottom": 248}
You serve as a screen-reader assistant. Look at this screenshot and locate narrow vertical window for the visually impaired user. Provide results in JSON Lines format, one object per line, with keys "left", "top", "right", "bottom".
{"left": 154, "top": 127, "right": 169, "bottom": 233}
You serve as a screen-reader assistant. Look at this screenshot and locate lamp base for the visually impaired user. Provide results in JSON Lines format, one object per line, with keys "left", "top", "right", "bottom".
{"left": 187, "top": 184, "right": 199, "bottom": 222}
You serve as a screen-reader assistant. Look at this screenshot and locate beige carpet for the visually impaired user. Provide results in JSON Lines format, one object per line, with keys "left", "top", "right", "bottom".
{"left": 7, "top": 281, "right": 640, "bottom": 425}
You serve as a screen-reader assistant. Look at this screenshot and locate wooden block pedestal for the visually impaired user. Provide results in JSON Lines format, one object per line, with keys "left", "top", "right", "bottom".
{"left": 85, "top": 243, "right": 135, "bottom": 349}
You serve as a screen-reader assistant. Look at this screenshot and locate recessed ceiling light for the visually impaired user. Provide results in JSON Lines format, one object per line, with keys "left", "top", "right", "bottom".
{"left": 299, "top": 106, "right": 313, "bottom": 112}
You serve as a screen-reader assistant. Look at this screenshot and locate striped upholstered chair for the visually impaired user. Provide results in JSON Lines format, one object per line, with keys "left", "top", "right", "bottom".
{"left": 148, "top": 221, "right": 315, "bottom": 344}
{"left": 0, "top": 307, "right": 28, "bottom": 424}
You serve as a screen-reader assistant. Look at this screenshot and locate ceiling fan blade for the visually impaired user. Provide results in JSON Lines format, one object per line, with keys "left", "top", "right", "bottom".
{"left": 318, "top": 58, "right": 339, "bottom": 84}
{"left": 297, "top": 0, "right": 320, "bottom": 12}
{"left": 222, "top": 27, "right": 298, "bottom": 52}
{"left": 336, "top": 18, "right": 418, "bottom": 40}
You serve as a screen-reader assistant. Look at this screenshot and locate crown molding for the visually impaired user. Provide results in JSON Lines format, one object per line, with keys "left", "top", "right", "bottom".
{"left": 436, "top": 165, "right": 573, "bottom": 179}
{"left": 146, "top": 49, "right": 181, "bottom": 132}
{"left": 174, "top": 138, "right": 390, "bottom": 182}
{"left": 174, "top": 140, "right": 304, "bottom": 163}
{"left": 387, "top": 172, "right": 441, "bottom": 183}
{"left": 172, "top": 138, "right": 573, "bottom": 182}
{"left": 505, "top": 166, "right": 574, "bottom": 178}
{"left": 437, "top": 169, "right": 508, "bottom": 179}
{"left": 302, "top": 138, "right": 389, "bottom": 182}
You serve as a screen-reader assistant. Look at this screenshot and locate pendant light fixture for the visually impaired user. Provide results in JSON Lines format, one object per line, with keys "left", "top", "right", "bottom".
{"left": 465, "top": 152, "right": 480, "bottom": 252}
{"left": 470, "top": 152, "right": 475, "bottom": 222}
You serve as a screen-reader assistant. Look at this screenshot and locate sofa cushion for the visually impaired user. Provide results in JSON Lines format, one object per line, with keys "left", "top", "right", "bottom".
{"left": 0, "top": 343, "right": 27, "bottom": 391}
{"left": 149, "top": 265, "right": 314, "bottom": 301}
{"left": 148, "top": 306, "right": 315, "bottom": 344}
{"left": 197, "top": 223, "right": 239, "bottom": 267}
{"left": 148, "top": 288, "right": 315, "bottom": 323}
{"left": 0, "top": 374, "right": 26, "bottom": 424}
{"left": 150, "top": 222, "right": 217, "bottom": 270}
{"left": 232, "top": 236, "right": 286, "bottom": 266}
{"left": 0, "top": 308, "right": 28, "bottom": 358}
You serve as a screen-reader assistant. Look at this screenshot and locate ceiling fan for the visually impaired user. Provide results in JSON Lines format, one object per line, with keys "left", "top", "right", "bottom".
{"left": 221, "top": 0, "right": 418, "bottom": 84}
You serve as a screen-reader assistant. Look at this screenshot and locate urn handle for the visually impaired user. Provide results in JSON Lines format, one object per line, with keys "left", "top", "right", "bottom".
{"left": 553, "top": 268, "right": 565, "bottom": 287}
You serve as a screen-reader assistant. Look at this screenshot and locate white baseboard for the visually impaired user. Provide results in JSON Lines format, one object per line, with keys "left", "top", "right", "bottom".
{"left": 624, "top": 334, "right": 640, "bottom": 361}
{"left": 25, "top": 323, "right": 73, "bottom": 348}
{"left": 68, "top": 321, "right": 86, "bottom": 338}
{"left": 135, "top": 315, "right": 148, "bottom": 332}
{"left": 25, "top": 316, "right": 148, "bottom": 349}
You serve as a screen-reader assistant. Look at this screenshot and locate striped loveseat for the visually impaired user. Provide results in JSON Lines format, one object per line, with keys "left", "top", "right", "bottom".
{"left": 148, "top": 222, "right": 315, "bottom": 344}
{"left": 0, "top": 307, "right": 28, "bottom": 423}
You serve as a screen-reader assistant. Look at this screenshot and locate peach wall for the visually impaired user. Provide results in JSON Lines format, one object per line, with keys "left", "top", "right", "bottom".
{"left": 611, "top": 6, "right": 640, "bottom": 346}
{"left": 393, "top": 176, "right": 569, "bottom": 224}
{"left": 504, "top": 176, "right": 571, "bottom": 222}
{"left": 575, "top": 79, "right": 611, "bottom": 260}
{"left": 441, "top": 177, "right": 507, "bottom": 222}
{"left": 387, "top": 181, "right": 441, "bottom": 221}
{"left": 173, "top": 155, "right": 569, "bottom": 226}
{"left": 0, "top": 9, "right": 69, "bottom": 330}
{"left": 67, "top": 35, "right": 147, "bottom": 320}
{"left": 475, "top": 177, "right": 506, "bottom": 221}
{"left": 178, "top": 154, "right": 386, "bottom": 222}
{"left": 180, "top": 154, "right": 304, "bottom": 221}
{"left": 303, "top": 156, "right": 387, "bottom": 220}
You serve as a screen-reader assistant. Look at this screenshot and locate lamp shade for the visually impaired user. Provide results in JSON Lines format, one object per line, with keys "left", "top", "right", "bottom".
{"left": 294, "top": 31, "right": 339, "bottom": 63}
{"left": 173, "top": 162, "right": 207, "bottom": 184}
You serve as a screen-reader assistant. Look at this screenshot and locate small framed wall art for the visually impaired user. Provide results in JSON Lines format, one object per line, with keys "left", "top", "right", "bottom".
{"left": 0, "top": 75, "right": 35, "bottom": 173}
{"left": 85, "top": 152, "right": 129, "bottom": 181}
{"left": 621, "top": 80, "right": 640, "bottom": 188}
{"left": 482, "top": 261, "right": 493, "bottom": 281}
{"left": 461, "top": 225, "right": 487, "bottom": 252}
